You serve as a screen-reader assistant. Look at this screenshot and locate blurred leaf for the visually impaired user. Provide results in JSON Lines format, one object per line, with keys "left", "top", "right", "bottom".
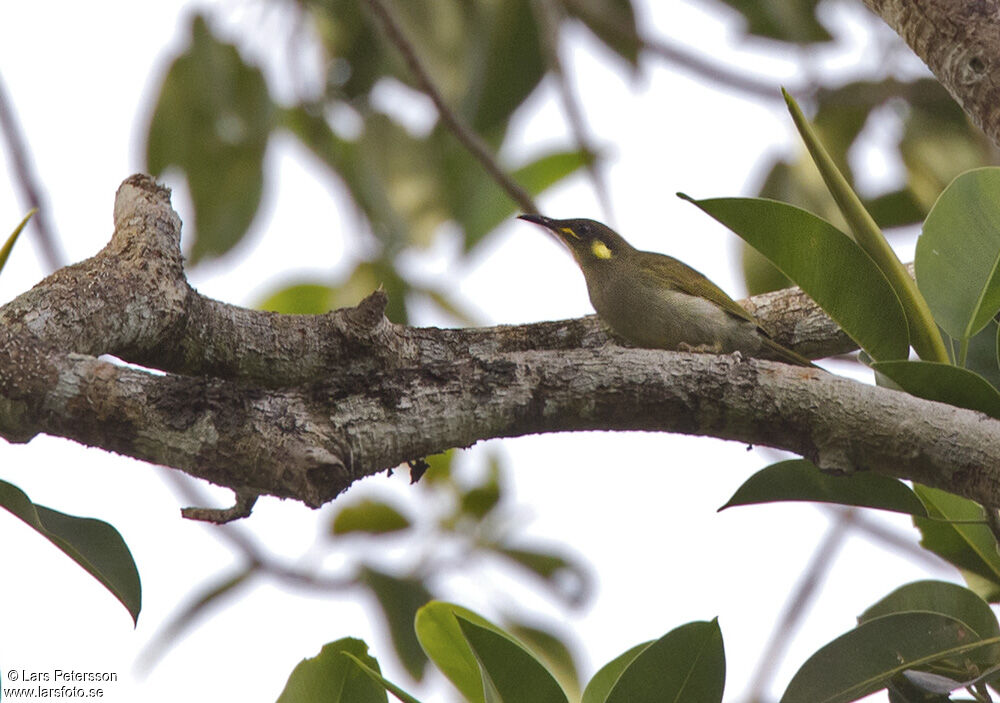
{"left": 564, "top": 0, "right": 641, "bottom": 67}
{"left": 781, "top": 612, "right": 990, "bottom": 703}
{"left": 332, "top": 499, "right": 412, "bottom": 536}
{"left": 462, "top": 0, "right": 544, "bottom": 135}
{"left": 860, "top": 580, "right": 1000, "bottom": 674}
{"left": 581, "top": 642, "right": 651, "bottom": 703}
{"left": 0, "top": 478, "right": 141, "bottom": 625}
{"left": 137, "top": 566, "right": 253, "bottom": 672}
{"left": 715, "top": 0, "right": 831, "bottom": 42}
{"left": 418, "top": 450, "right": 456, "bottom": 485}
{"left": 603, "top": 620, "right": 725, "bottom": 703}
{"left": 276, "top": 638, "right": 387, "bottom": 703}
{"left": 456, "top": 616, "right": 569, "bottom": 703}
{"left": 504, "top": 620, "right": 582, "bottom": 701}
{"left": 341, "top": 653, "right": 425, "bottom": 703}
{"left": 301, "top": 0, "right": 385, "bottom": 99}
{"left": 912, "top": 485, "right": 1000, "bottom": 600}
{"left": 916, "top": 168, "right": 1000, "bottom": 339}
{"left": 415, "top": 601, "right": 513, "bottom": 703}
{"left": 359, "top": 567, "right": 433, "bottom": 681}
{"left": 459, "top": 149, "right": 592, "bottom": 252}
{"left": 873, "top": 360, "right": 1000, "bottom": 419}
{"left": 492, "top": 544, "right": 590, "bottom": 606}
{"left": 720, "top": 459, "right": 927, "bottom": 516}
{"left": 146, "top": 14, "right": 273, "bottom": 263}
{"left": 258, "top": 283, "right": 338, "bottom": 315}
{"left": 457, "top": 454, "right": 503, "bottom": 520}
{"left": 0, "top": 209, "right": 34, "bottom": 277}
{"left": 680, "top": 195, "right": 909, "bottom": 361}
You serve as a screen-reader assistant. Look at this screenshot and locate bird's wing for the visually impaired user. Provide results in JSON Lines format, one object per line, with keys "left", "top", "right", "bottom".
{"left": 638, "top": 253, "right": 760, "bottom": 326}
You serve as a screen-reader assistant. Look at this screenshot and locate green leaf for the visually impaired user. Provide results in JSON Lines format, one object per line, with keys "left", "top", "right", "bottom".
{"left": 459, "top": 149, "right": 592, "bottom": 252}
{"left": 873, "top": 360, "right": 1000, "bottom": 419}
{"left": 415, "top": 602, "right": 512, "bottom": 703}
{"left": 257, "top": 283, "right": 338, "bottom": 315}
{"left": 916, "top": 168, "right": 1000, "bottom": 339}
{"left": 783, "top": 89, "right": 949, "bottom": 363}
{"left": 581, "top": 642, "right": 651, "bottom": 703}
{"left": 333, "top": 500, "right": 412, "bottom": 536}
{"left": 678, "top": 195, "right": 909, "bottom": 361}
{"left": 912, "top": 485, "right": 1000, "bottom": 600}
{"left": 0, "top": 479, "right": 141, "bottom": 624}
{"left": 504, "top": 620, "right": 582, "bottom": 701}
{"left": 564, "top": 0, "right": 641, "bottom": 67}
{"left": 860, "top": 580, "right": 1000, "bottom": 673}
{"left": 0, "top": 209, "right": 34, "bottom": 276}
{"left": 604, "top": 620, "right": 725, "bottom": 703}
{"left": 276, "top": 638, "right": 387, "bottom": 703}
{"left": 359, "top": 567, "right": 432, "bottom": 681}
{"left": 720, "top": 459, "right": 927, "bottom": 516}
{"left": 341, "top": 652, "right": 425, "bottom": 703}
{"left": 715, "top": 0, "right": 831, "bottom": 42}
{"left": 456, "top": 616, "right": 569, "bottom": 703}
{"left": 781, "top": 612, "right": 994, "bottom": 703}
{"left": 146, "top": 14, "right": 273, "bottom": 263}
{"left": 492, "top": 545, "right": 590, "bottom": 606}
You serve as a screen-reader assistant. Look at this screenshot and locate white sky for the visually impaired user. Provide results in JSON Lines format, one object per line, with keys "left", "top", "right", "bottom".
{"left": 0, "top": 2, "right": 954, "bottom": 702}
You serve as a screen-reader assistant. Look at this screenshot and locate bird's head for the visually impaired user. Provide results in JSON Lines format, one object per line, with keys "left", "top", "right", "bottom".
{"left": 518, "top": 214, "right": 633, "bottom": 270}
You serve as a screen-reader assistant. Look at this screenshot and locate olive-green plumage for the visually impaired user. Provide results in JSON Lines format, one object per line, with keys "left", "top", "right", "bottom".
{"left": 519, "top": 214, "right": 817, "bottom": 368}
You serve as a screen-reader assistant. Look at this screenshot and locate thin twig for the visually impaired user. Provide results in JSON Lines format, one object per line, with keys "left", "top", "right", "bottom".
{"left": 534, "top": 0, "right": 614, "bottom": 221}
{"left": 362, "top": 0, "right": 539, "bottom": 215}
{"left": 0, "top": 73, "right": 64, "bottom": 271}
{"left": 743, "top": 508, "right": 853, "bottom": 703}
{"left": 560, "top": 0, "right": 798, "bottom": 102}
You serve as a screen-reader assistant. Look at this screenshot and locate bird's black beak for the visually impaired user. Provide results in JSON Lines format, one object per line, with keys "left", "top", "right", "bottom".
{"left": 517, "top": 213, "right": 558, "bottom": 229}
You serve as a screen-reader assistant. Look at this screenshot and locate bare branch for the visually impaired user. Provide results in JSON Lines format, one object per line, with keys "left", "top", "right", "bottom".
{"left": 0, "top": 72, "right": 64, "bottom": 270}
{"left": 2, "top": 176, "right": 1000, "bottom": 515}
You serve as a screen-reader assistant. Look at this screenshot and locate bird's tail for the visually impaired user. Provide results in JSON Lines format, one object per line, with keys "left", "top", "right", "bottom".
{"left": 759, "top": 336, "right": 821, "bottom": 369}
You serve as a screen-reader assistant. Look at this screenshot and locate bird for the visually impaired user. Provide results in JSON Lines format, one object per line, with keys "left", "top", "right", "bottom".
{"left": 518, "top": 214, "right": 817, "bottom": 368}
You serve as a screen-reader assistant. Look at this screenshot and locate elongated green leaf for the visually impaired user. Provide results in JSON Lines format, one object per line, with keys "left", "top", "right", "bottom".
{"left": 581, "top": 642, "right": 652, "bottom": 703}
{"left": 415, "top": 602, "right": 503, "bottom": 703}
{"left": 492, "top": 544, "right": 590, "bottom": 606}
{"left": 0, "top": 209, "right": 34, "bottom": 276}
{"left": 333, "top": 500, "right": 412, "bottom": 536}
{"left": 359, "top": 567, "right": 432, "bottom": 680}
{"left": 276, "top": 638, "right": 387, "bottom": 703}
{"left": 342, "top": 653, "right": 425, "bottom": 703}
{"left": 782, "top": 89, "right": 949, "bottom": 363}
{"left": 916, "top": 168, "right": 1000, "bottom": 339}
{"left": 781, "top": 612, "right": 994, "bottom": 703}
{"left": 873, "top": 361, "right": 1000, "bottom": 419}
{"left": 146, "top": 15, "right": 273, "bottom": 263}
{"left": 912, "top": 485, "right": 1000, "bottom": 600}
{"left": 860, "top": 580, "right": 1000, "bottom": 672}
{"left": 504, "top": 621, "right": 582, "bottom": 701}
{"left": 456, "top": 616, "right": 569, "bottom": 703}
{"left": 0, "top": 479, "right": 140, "bottom": 624}
{"left": 459, "top": 149, "right": 592, "bottom": 252}
{"left": 679, "top": 195, "right": 908, "bottom": 360}
{"left": 720, "top": 460, "right": 927, "bottom": 516}
{"left": 604, "top": 620, "right": 725, "bottom": 703}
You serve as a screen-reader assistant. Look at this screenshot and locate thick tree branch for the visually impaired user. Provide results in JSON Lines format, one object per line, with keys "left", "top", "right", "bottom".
{"left": 860, "top": 0, "right": 1000, "bottom": 147}
{"left": 2, "top": 176, "right": 999, "bottom": 514}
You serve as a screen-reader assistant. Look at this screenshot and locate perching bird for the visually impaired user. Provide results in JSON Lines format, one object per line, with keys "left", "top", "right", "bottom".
{"left": 519, "top": 214, "right": 816, "bottom": 368}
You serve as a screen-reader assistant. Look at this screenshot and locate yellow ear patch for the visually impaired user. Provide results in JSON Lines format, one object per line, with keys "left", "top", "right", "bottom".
{"left": 591, "top": 240, "right": 613, "bottom": 260}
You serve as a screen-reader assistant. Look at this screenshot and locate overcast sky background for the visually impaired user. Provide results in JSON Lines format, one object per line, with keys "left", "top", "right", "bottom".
{"left": 0, "top": 2, "right": 951, "bottom": 701}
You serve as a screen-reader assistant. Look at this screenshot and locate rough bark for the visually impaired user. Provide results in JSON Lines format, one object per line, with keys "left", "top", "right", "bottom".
{"left": 861, "top": 0, "right": 1000, "bottom": 147}
{"left": 2, "top": 175, "right": 999, "bottom": 515}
